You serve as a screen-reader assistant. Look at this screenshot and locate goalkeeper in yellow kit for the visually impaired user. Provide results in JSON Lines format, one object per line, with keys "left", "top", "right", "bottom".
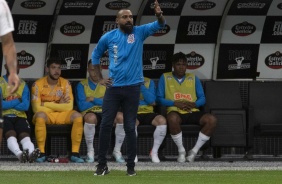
{"left": 31, "top": 58, "right": 84, "bottom": 163}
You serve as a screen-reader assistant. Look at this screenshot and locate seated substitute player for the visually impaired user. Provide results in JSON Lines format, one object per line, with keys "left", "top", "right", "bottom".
{"left": 0, "top": 63, "right": 40, "bottom": 162}
{"left": 31, "top": 58, "right": 84, "bottom": 163}
{"left": 156, "top": 52, "right": 217, "bottom": 162}
{"left": 137, "top": 77, "right": 167, "bottom": 163}
{"left": 75, "top": 60, "right": 125, "bottom": 163}
{"left": 112, "top": 77, "right": 167, "bottom": 163}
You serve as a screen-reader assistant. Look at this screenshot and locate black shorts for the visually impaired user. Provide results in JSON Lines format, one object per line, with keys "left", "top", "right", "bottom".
{"left": 137, "top": 113, "right": 158, "bottom": 125}
{"left": 176, "top": 111, "right": 205, "bottom": 125}
{"left": 3, "top": 117, "right": 31, "bottom": 135}
{"left": 83, "top": 112, "right": 102, "bottom": 126}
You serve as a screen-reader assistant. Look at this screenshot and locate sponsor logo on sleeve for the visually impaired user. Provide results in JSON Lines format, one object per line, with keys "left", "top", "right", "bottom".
{"left": 265, "top": 51, "right": 282, "bottom": 69}
{"left": 232, "top": 21, "right": 256, "bottom": 36}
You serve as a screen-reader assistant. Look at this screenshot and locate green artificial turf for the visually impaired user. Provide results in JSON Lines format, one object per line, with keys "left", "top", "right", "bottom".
{"left": 1, "top": 170, "right": 282, "bottom": 184}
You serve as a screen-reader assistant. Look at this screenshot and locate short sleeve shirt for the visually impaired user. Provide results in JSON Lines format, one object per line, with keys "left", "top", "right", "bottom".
{"left": 0, "top": 0, "right": 14, "bottom": 37}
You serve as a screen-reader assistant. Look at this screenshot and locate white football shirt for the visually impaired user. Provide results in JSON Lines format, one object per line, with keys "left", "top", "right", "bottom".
{"left": 0, "top": 0, "right": 14, "bottom": 37}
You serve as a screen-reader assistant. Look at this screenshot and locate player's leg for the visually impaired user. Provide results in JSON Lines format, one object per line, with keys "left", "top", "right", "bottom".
{"left": 83, "top": 112, "right": 100, "bottom": 163}
{"left": 68, "top": 110, "right": 84, "bottom": 163}
{"left": 16, "top": 117, "right": 40, "bottom": 163}
{"left": 113, "top": 111, "right": 125, "bottom": 163}
{"left": 167, "top": 111, "right": 186, "bottom": 162}
{"left": 150, "top": 114, "right": 167, "bottom": 163}
{"left": 186, "top": 112, "right": 217, "bottom": 162}
{"left": 32, "top": 111, "right": 48, "bottom": 162}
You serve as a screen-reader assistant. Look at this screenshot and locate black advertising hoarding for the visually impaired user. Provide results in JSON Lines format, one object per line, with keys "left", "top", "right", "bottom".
{"left": 90, "top": 16, "right": 117, "bottom": 43}
{"left": 6, "top": 0, "right": 15, "bottom": 9}
{"left": 12, "top": 15, "right": 53, "bottom": 43}
{"left": 49, "top": 44, "right": 89, "bottom": 79}
{"left": 228, "top": 0, "right": 272, "bottom": 15}
{"left": 90, "top": 16, "right": 137, "bottom": 44}
{"left": 142, "top": 0, "right": 185, "bottom": 16}
{"left": 142, "top": 44, "right": 174, "bottom": 79}
{"left": 217, "top": 44, "right": 260, "bottom": 79}
{"left": 175, "top": 16, "right": 221, "bottom": 43}
{"left": 59, "top": 0, "right": 100, "bottom": 15}
{"left": 261, "top": 16, "right": 282, "bottom": 43}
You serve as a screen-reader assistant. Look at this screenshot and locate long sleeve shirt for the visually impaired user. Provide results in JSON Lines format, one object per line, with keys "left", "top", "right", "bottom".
{"left": 31, "top": 76, "right": 73, "bottom": 113}
{"left": 1, "top": 75, "right": 30, "bottom": 112}
{"left": 140, "top": 79, "right": 156, "bottom": 106}
{"left": 92, "top": 21, "right": 165, "bottom": 87}
{"left": 156, "top": 74, "right": 206, "bottom": 108}
{"left": 75, "top": 78, "right": 103, "bottom": 112}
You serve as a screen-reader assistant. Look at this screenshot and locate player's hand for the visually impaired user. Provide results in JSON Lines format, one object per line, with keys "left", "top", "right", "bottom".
{"left": 100, "top": 78, "right": 112, "bottom": 87}
{"left": 154, "top": 0, "right": 163, "bottom": 17}
{"left": 86, "top": 97, "right": 94, "bottom": 102}
{"left": 8, "top": 72, "right": 20, "bottom": 94}
{"left": 183, "top": 101, "right": 196, "bottom": 109}
{"left": 174, "top": 101, "right": 187, "bottom": 109}
{"left": 59, "top": 95, "right": 70, "bottom": 103}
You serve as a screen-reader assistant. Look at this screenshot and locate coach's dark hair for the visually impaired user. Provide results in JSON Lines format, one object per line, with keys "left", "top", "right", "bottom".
{"left": 46, "top": 58, "right": 62, "bottom": 67}
{"left": 171, "top": 52, "right": 187, "bottom": 64}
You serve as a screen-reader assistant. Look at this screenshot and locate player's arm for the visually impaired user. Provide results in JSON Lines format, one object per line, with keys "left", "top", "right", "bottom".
{"left": 44, "top": 81, "right": 73, "bottom": 111}
{"left": 31, "top": 82, "right": 53, "bottom": 113}
{"left": 194, "top": 76, "right": 206, "bottom": 107}
{"left": 0, "top": 87, "right": 20, "bottom": 110}
{"left": 14, "top": 84, "right": 30, "bottom": 111}
{"left": 140, "top": 80, "right": 156, "bottom": 106}
{"left": 75, "top": 82, "right": 95, "bottom": 112}
{"left": 154, "top": 0, "right": 165, "bottom": 25}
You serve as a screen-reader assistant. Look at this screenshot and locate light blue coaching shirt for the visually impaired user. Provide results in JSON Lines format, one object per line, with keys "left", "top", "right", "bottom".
{"left": 91, "top": 20, "right": 165, "bottom": 87}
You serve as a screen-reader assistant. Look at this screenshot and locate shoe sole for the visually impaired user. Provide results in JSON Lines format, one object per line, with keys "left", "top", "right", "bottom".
{"left": 94, "top": 170, "right": 110, "bottom": 176}
{"left": 29, "top": 149, "right": 41, "bottom": 163}
{"left": 21, "top": 151, "right": 29, "bottom": 163}
{"left": 127, "top": 173, "right": 137, "bottom": 176}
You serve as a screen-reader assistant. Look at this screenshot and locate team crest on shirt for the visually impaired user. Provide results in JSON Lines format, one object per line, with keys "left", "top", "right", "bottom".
{"left": 127, "top": 34, "right": 135, "bottom": 43}
{"left": 166, "top": 76, "right": 172, "bottom": 80}
{"left": 186, "top": 76, "right": 194, "bottom": 81}
{"left": 56, "top": 89, "right": 63, "bottom": 97}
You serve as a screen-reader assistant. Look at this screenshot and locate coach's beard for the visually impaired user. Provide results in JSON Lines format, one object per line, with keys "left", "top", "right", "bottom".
{"left": 120, "top": 23, "right": 133, "bottom": 34}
